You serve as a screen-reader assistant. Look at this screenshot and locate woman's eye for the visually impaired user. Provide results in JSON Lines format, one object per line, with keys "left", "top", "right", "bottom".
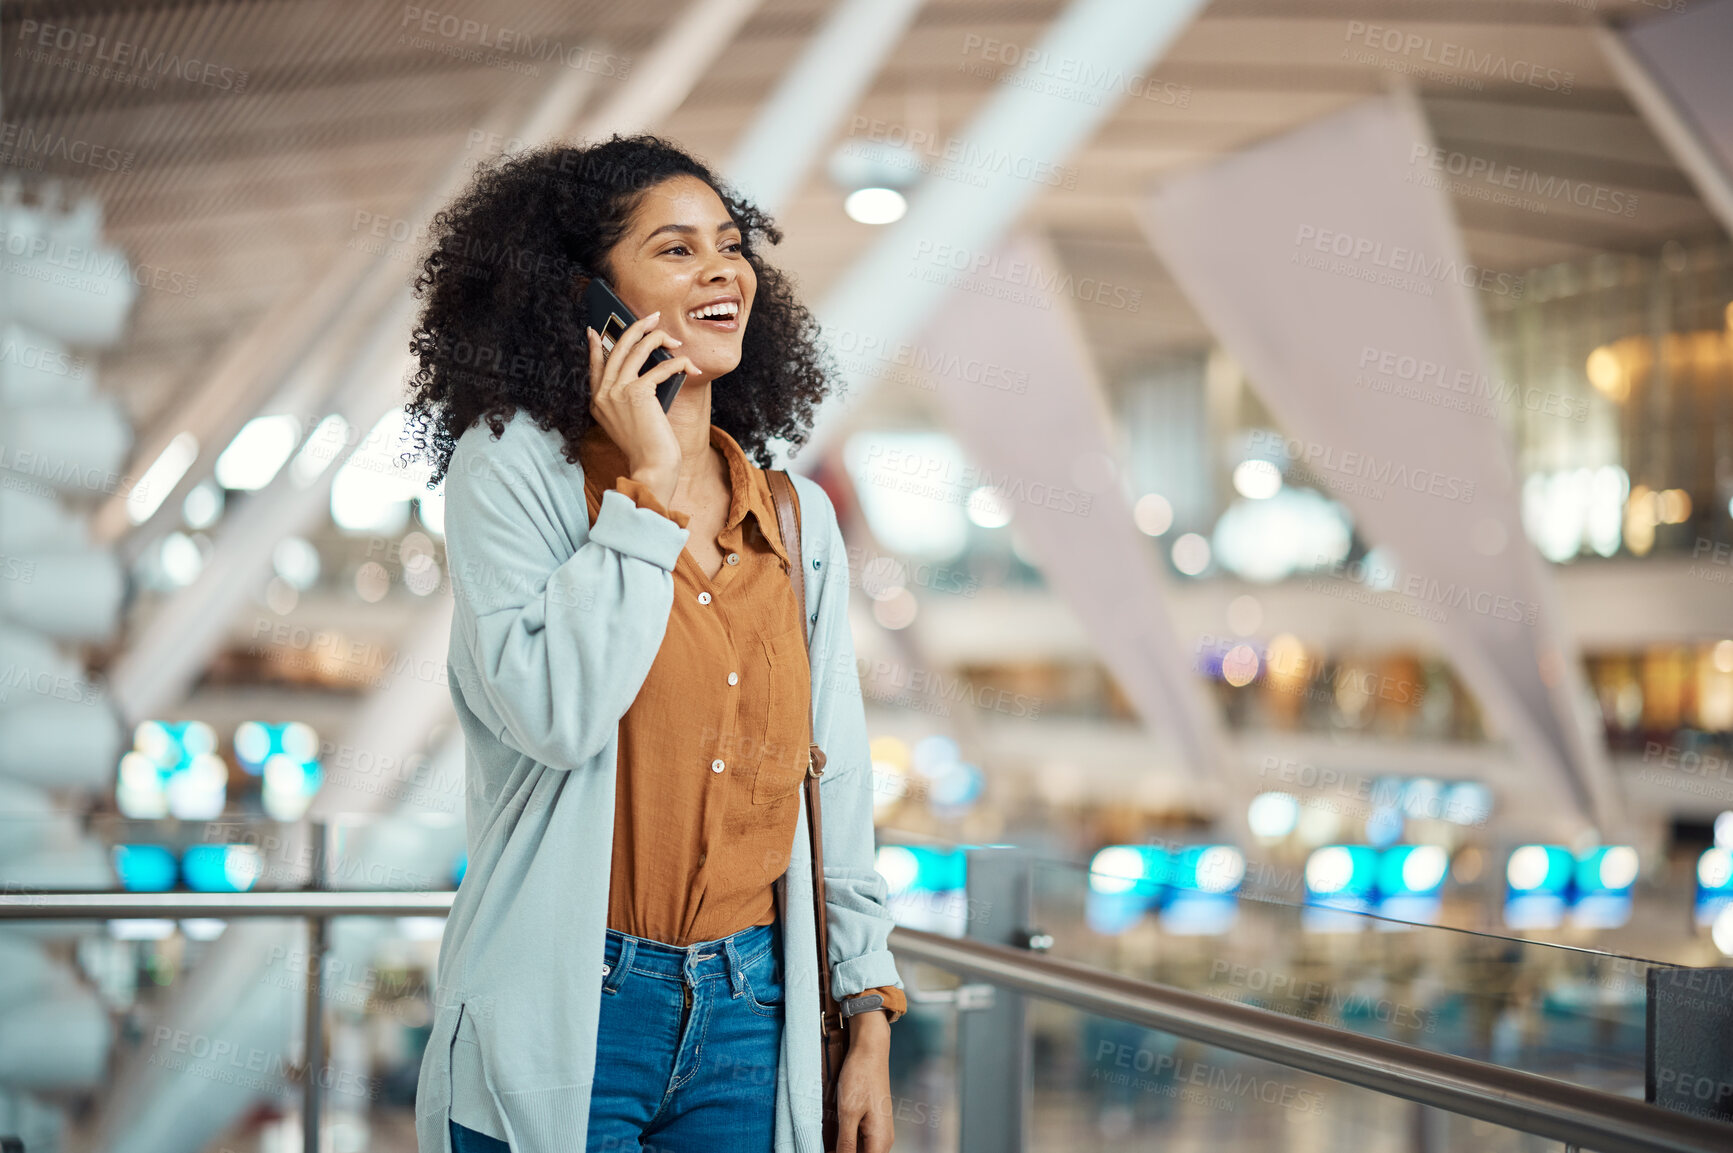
{"left": 662, "top": 245, "right": 690, "bottom": 257}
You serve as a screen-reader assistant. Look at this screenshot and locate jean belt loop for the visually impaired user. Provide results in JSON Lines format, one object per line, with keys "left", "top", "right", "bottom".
{"left": 603, "top": 932, "right": 635, "bottom": 993}
{"left": 723, "top": 932, "right": 745, "bottom": 999}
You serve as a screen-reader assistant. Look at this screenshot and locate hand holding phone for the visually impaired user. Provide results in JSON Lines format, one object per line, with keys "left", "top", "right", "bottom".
{"left": 584, "top": 277, "right": 687, "bottom": 412}
{"left": 584, "top": 278, "right": 698, "bottom": 506}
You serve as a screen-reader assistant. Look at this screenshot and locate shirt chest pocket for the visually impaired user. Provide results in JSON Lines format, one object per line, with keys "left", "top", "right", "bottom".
{"left": 751, "top": 623, "right": 812, "bottom": 804}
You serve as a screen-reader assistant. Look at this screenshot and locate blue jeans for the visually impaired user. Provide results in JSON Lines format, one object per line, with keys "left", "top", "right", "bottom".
{"left": 449, "top": 919, "right": 784, "bottom": 1153}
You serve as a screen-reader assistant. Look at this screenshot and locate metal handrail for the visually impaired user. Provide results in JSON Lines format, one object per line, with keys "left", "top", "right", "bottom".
{"left": 3, "top": 893, "right": 1727, "bottom": 1153}
{"left": 0, "top": 891, "right": 456, "bottom": 919}
{"left": 888, "top": 927, "right": 1733, "bottom": 1153}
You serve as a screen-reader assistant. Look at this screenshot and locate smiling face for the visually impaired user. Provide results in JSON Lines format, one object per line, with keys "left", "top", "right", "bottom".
{"left": 599, "top": 174, "right": 756, "bottom": 382}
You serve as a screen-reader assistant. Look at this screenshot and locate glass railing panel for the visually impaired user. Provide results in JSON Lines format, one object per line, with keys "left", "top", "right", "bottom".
{"left": 50, "top": 909, "right": 441, "bottom": 1152}
{"left": 1027, "top": 997, "right": 1576, "bottom": 1153}
{"left": 873, "top": 831, "right": 1666, "bottom": 1097}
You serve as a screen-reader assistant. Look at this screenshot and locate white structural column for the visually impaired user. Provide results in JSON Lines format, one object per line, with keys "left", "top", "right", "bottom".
{"left": 913, "top": 231, "right": 1236, "bottom": 800}
{"left": 803, "top": 0, "right": 1210, "bottom": 461}
{"left": 1597, "top": 3, "right": 1733, "bottom": 239}
{"left": 1139, "top": 92, "right": 1619, "bottom": 839}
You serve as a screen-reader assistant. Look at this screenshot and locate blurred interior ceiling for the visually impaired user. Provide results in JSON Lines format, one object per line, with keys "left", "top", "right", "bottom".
{"left": 1, "top": 0, "right": 1713, "bottom": 442}
{"left": 0, "top": 0, "right": 1717, "bottom": 743}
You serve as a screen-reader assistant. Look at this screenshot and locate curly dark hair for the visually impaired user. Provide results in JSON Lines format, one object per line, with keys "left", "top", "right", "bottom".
{"left": 403, "top": 133, "right": 838, "bottom": 486}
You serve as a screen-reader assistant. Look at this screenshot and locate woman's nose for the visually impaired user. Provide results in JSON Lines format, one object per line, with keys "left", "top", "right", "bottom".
{"left": 699, "top": 250, "right": 735, "bottom": 282}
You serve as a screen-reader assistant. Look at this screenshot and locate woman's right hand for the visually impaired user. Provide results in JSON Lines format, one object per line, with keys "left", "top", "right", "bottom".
{"left": 586, "top": 309, "right": 699, "bottom": 507}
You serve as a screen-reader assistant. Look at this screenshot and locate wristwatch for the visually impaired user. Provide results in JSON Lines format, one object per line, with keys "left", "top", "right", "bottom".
{"left": 838, "top": 992, "right": 885, "bottom": 1020}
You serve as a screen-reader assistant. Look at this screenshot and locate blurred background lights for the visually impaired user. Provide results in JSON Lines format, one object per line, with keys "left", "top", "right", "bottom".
{"left": 965, "top": 485, "right": 1012, "bottom": 528}
{"left": 1715, "top": 905, "right": 1733, "bottom": 957}
{"left": 116, "top": 751, "right": 169, "bottom": 819}
{"left": 214, "top": 414, "right": 299, "bottom": 491}
{"left": 1522, "top": 466, "right": 1630, "bottom": 562}
{"left": 1696, "top": 849, "right": 1733, "bottom": 952}
{"left": 355, "top": 561, "right": 391, "bottom": 602}
{"left": 843, "top": 431, "right": 971, "bottom": 560}
{"left": 1716, "top": 810, "right": 1733, "bottom": 849}
{"left": 271, "top": 536, "right": 321, "bottom": 591}
{"left": 1231, "top": 457, "right": 1282, "bottom": 500}
{"left": 262, "top": 753, "right": 322, "bottom": 821}
{"left": 155, "top": 532, "right": 206, "bottom": 589}
{"left": 1221, "top": 643, "right": 1259, "bottom": 687}
{"left": 1507, "top": 844, "right": 1567, "bottom": 892}
{"left": 1190, "top": 845, "right": 1245, "bottom": 894}
{"left": 1699, "top": 847, "right": 1732, "bottom": 892}
{"left": 331, "top": 407, "right": 425, "bottom": 534}
{"left": 1390, "top": 845, "right": 1449, "bottom": 894}
{"left": 1212, "top": 488, "right": 1352, "bottom": 582}
{"left": 1714, "top": 643, "right": 1733, "bottom": 676}
{"left": 180, "top": 845, "right": 263, "bottom": 893}
{"left": 1585, "top": 345, "right": 1627, "bottom": 400}
{"left": 1246, "top": 791, "right": 1299, "bottom": 839}
{"left": 1590, "top": 845, "right": 1640, "bottom": 891}
{"left": 929, "top": 761, "right": 984, "bottom": 811}
{"left": 290, "top": 412, "right": 351, "bottom": 486}
{"left": 108, "top": 920, "right": 177, "bottom": 941}
{"left": 233, "top": 721, "right": 271, "bottom": 768}
{"left": 1088, "top": 845, "right": 1149, "bottom": 896}
{"left": 874, "top": 845, "right": 919, "bottom": 893}
{"left": 1305, "top": 845, "right": 1357, "bottom": 896}
{"left": 870, "top": 587, "right": 919, "bottom": 630}
{"left": 181, "top": 478, "right": 225, "bottom": 529}
{"left": 1133, "top": 492, "right": 1174, "bottom": 536}
{"left": 911, "top": 734, "right": 959, "bottom": 777}
{"left": 1357, "top": 546, "right": 1400, "bottom": 591}
{"left": 127, "top": 431, "right": 198, "bottom": 524}
{"left": 166, "top": 753, "right": 228, "bottom": 820}
{"left": 874, "top": 844, "right": 967, "bottom": 933}
{"left": 1171, "top": 532, "right": 1211, "bottom": 575}
{"left": 843, "top": 186, "right": 907, "bottom": 225}
{"left": 233, "top": 721, "right": 323, "bottom": 819}
{"left": 118, "top": 721, "right": 225, "bottom": 820}
{"left": 113, "top": 844, "right": 177, "bottom": 892}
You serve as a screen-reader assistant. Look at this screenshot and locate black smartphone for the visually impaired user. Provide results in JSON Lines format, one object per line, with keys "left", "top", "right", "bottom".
{"left": 583, "top": 276, "right": 685, "bottom": 412}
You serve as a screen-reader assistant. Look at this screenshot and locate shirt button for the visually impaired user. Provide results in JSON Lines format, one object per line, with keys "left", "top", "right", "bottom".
{"left": 698, "top": 591, "right": 712, "bottom": 605}
{"left": 711, "top": 758, "right": 725, "bottom": 773}
{"left": 727, "top": 671, "right": 738, "bottom": 685}
{"left": 726, "top": 553, "right": 739, "bottom": 565}
{"left": 697, "top": 853, "right": 707, "bottom": 868}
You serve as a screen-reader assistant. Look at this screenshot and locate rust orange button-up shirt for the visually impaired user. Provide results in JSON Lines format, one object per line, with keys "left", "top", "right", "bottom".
{"left": 579, "top": 420, "right": 905, "bottom": 1023}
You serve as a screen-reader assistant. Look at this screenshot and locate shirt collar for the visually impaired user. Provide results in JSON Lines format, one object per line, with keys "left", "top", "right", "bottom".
{"left": 579, "top": 421, "right": 791, "bottom": 570}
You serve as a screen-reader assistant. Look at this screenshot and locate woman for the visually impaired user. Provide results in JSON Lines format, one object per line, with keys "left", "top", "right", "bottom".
{"left": 406, "top": 134, "right": 906, "bottom": 1153}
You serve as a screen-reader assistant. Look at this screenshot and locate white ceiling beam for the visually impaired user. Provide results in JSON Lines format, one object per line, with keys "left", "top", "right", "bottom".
{"left": 1595, "top": 8, "right": 1733, "bottom": 240}
{"left": 725, "top": 0, "right": 928, "bottom": 216}
{"left": 798, "top": 0, "right": 1211, "bottom": 462}
{"left": 1139, "top": 90, "right": 1620, "bottom": 840}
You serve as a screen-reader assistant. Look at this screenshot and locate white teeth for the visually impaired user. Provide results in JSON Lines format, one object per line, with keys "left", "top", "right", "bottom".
{"left": 686, "top": 301, "right": 738, "bottom": 320}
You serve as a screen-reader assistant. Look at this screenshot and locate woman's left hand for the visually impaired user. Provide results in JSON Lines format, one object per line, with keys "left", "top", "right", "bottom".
{"left": 834, "top": 1012, "right": 893, "bottom": 1153}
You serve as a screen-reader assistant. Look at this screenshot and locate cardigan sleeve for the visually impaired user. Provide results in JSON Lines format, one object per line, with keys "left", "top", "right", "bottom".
{"left": 797, "top": 477, "right": 907, "bottom": 1012}
{"left": 443, "top": 420, "right": 690, "bottom": 771}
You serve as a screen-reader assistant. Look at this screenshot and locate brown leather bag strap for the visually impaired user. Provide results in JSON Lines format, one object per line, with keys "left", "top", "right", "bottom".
{"left": 765, "top": 469, "right": 839, "bottom": 1015}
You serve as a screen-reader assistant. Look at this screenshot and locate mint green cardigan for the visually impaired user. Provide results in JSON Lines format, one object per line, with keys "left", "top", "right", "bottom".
{"left": 413, "top": 412, "right": 904, "bottom": 1153}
